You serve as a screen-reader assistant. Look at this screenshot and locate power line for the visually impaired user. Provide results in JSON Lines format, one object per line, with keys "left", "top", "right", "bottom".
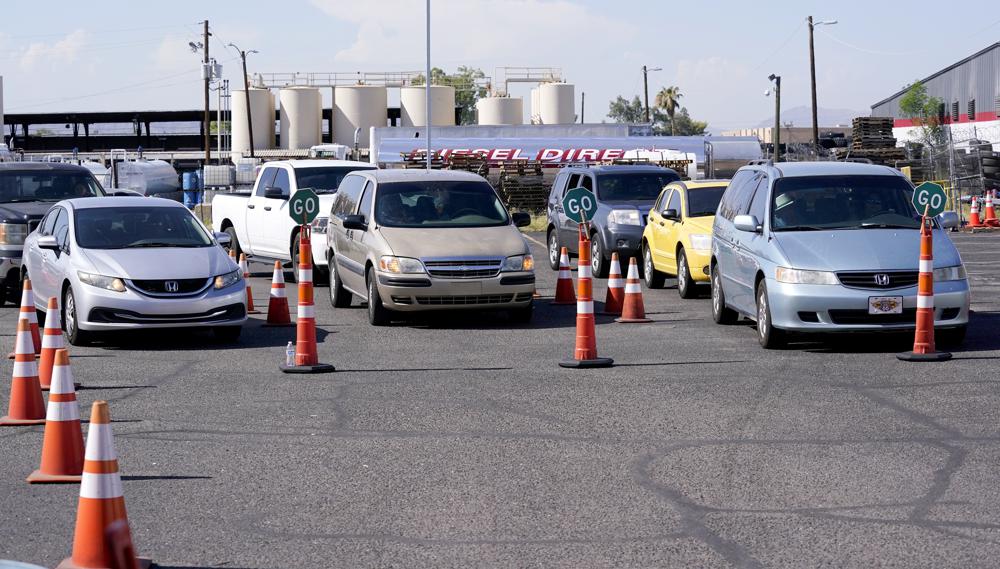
{"left": 1, "top": 22, "right": 199, "bottom": 40}
{"left": 750, "top": 20, "right": 805, "bottom": 73}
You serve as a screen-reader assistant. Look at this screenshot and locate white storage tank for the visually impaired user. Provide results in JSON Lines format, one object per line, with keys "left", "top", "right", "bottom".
{"left": 400, "top": 85, "right": 456, "bottom": 127}
{"left": 333, "top": 85, "right": 387, "bottom": 148}
{"left": 231, "top": 88, "right": 275, "bottom": 158}
{"left": 538, "top": 82, "right": 575, "bottom": 125}
{"left": 279, "top": 87, "right": 322, "bottom": 150}
{"left": 476, "top": 96, "right": 523, "bottom": 125}
{"left": 530, "top": 87, "right": 540, "bottom": 124}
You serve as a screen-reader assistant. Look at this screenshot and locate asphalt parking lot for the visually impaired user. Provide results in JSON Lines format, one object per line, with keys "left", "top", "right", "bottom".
{"left": 2, "top": 230, "right": 999, "bottom": 568}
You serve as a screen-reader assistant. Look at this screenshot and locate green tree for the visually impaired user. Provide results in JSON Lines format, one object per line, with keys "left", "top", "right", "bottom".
{"left": 663, "top": 107, "right": 707, "bottom": 136}
{"left": 654, "top": 86, "right": 683, "bottom": 135}
{"left": 412, "top": 66, "right": 488, "bottom": 125}
{"left": 899, "top": 80, "right": 943, "bottom": 146}
{"left": 607, "top": 95, "right": 645, "bottom": 124}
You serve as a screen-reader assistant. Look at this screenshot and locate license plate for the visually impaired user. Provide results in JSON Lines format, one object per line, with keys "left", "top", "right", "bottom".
{"left": 868, "top": 296, "right": 903, "bottom": 315}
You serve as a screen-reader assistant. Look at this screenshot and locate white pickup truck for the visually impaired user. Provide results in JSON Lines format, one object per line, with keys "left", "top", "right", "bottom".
{"left": 212, "top": 159, "right": 376, "bottom": 282}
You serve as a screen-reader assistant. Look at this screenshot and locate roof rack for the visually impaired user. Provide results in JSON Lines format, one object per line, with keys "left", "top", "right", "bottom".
{"left": 746, "top": 159, "right": 774, "bottom": 166}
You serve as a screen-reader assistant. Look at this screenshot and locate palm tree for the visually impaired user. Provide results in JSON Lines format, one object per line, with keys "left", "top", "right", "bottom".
{"left": 655, "top": 86, "right": 683, "bottom": 135}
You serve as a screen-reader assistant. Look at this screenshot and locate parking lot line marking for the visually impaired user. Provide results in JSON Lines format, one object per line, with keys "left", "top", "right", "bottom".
{"left": 523, "top": 233, "right": 545, "bottom": 248}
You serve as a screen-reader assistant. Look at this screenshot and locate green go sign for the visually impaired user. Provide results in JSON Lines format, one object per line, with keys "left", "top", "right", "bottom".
{"left": 289, "top": 188, "right": 320, "bottom": 224}
{"left": 912, "top": 181, "right": 948, "bottom": 217}
{"left": 562, "top": 187, "right": 598, "bottom": 224}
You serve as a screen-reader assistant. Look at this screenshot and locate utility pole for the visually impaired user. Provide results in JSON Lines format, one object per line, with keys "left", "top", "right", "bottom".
{"left": 808, "top": 17, "right": 836, "bottom": 153}
{"left": 642, "top": 65, "right": 650, "bottom": 123}
{"left": 202, "top": 20, "right": 211, "bottom": 164}
{"left": 580, "top": 92, "right": 585, "bottom": 123}
{"left": 425, "top": 0, "right": 432, "bottom": 170}
{"left": 231, "top": 45, "right": 256, "bottom": 158}
{"left": 769, "top": 74, "right": 781, "bottom": 162}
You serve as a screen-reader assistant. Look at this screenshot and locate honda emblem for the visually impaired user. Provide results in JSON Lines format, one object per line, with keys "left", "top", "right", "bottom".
{"left": 874, "top": 274, "right": 890, "bottom": 286}
{"left": 164, "top": 280, "right": 180, "bottom": 293}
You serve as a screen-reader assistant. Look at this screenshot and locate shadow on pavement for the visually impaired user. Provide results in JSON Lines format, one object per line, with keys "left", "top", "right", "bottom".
{"left": 92, "top": 321, "right": 323, "bottom": 352}
{"left": 120, "top": 475, "right": 212, "bottom": 482}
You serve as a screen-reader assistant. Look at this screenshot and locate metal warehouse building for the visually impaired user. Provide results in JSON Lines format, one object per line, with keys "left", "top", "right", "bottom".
{"left": 871, "top": 42, "right": 999, "bottom": 142}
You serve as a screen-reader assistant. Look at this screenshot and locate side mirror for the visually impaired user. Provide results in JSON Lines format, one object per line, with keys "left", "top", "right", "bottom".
{"left": 938, "top": 211, "right": 959, "bottom": 229}
{"left": 733, "top": 214, "right": 762, "bottom": 233}
{"left": 662, "top": 208, "right": 679, "bottom": 221}
{"left": 264, "top": 187, "right": 287, "bottom": 199}
{"left": 37, "top": 235, "right": 59, "bottom": 250}
{"left": 342, "top": 214, "right": 368, "bottom": 231}
{"left": 215, "top": 231, "right": 232, "bottom": 247}
{"left": 512, "top": 212, "right": 531, "bottom": 228}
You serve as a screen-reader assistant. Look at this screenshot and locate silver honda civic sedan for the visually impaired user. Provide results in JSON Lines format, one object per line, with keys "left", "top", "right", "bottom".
{"left": 711, "top": 162, "right": 970, "bottom": 349}
{"left": 22, "top": 197, "right": 246, "bottom": 345}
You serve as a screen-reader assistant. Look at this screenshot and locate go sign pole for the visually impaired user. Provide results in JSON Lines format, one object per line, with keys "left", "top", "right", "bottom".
{"left": 912, "top": 182, "right": 948, "bottom": 218}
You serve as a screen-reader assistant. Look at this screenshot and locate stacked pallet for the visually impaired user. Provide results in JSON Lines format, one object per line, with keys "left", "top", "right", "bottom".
{"left": 400, "top": 152, "right": 446, "bottom": 169}
{"left": 496, "top": 161, "right": 547, "bottom": 212}
{"left": 447, "top": 153, "right": 489, "bottom": 177}
{"left": 832, "top": 146, "right": 906, "bottom": 165}
{"left": 852, "top": 117, "right": 896, "bottom": 150}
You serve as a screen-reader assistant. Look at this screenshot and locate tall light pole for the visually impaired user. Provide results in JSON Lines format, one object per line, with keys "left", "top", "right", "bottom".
{"left": 642, "top": 65, "right": 662, "bottom": 124}
{"left": 808, "top": 17, "right": 837, "bottom": 151}
{"left": 425, "top": 0, "right": 432, "bottom": 170}
{"left": 202, "top": 20, "right": 211, "bottom": 164}
{"left": 767, "top": 74, "right": 781, "bottom": 162}
{"left": 229, "top": 44, "right": 258, "bottom": 159}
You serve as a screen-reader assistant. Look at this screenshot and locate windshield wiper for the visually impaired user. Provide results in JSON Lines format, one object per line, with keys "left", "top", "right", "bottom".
{"left": 856, "top": 223, "right": 919, "bottom": 229}
{"left": 774, "top": 225, "right": 829, "bottom": 231}
{"left": 126, "top": 242, "right": 203, "bottom": 248}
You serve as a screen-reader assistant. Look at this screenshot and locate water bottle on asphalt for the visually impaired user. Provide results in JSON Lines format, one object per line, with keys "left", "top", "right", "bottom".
{"left": 285, "top": 341, "right": 295, "bottom": 367}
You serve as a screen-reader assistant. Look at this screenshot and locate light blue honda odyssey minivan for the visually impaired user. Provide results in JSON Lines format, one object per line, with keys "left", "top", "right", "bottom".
{"left": 710, "top": 161, "right": 969, "bottom": 349}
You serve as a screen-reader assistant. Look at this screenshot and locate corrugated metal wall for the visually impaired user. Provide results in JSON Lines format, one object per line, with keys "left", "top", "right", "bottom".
{"left": 871, "top": 44, "right": 1000, "bottom": 118}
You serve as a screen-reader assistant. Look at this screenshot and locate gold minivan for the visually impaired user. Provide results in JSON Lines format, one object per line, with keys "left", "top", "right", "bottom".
{"left": 325, "top": 169, "right": 535, "bottom": 325}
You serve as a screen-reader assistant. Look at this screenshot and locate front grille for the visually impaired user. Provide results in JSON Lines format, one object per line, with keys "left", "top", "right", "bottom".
{"left": 422, "top": 258, "right": 502, "bottom": 279}
{"left": 89, "top": 303, "right": 245, "bottom": 324}
{"left": 415, "top": 294, "right": 515, "bottom": 305}
{"left": 828, "top": 308, "right": 916, "bottom": 325}
{"left": 836, "top": 271, "right": 919, "bottom": 290}
{"left": 129, "top": 278, "right": 210, "bottom": 296}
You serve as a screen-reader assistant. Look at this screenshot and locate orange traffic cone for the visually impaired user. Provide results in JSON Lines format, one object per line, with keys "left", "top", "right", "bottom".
{"left": 239, "top": 254, "right": 260, "bottom": 314}
{"left": 559, "top": 225, "right": 613, "bottom": 368}
{"left": 603, "top": 252, "right": 625, "bottom": 315}
{"left": 0, "top": 318, "right": 46, "bottom": 426}
{"left": 57, "top": 401, "right": 151, "bottom": 569}
{"left": 281, "top": 227, "right": 334, "bottom": 373}
{"left": 9, "top": 278, "right": 41, "bottom": 359}
{"left": 39, "top": 297, "right": 67, "bottom": 390}
{"left": 263, "top": 260, "right": 293, "bottom": 327}
{"left": 550, "top": 247, "right": 576, "bottom": 305}
{"left": 616, "top": 258, "right": 652, "bottom": 323}
{"left": 984, "top": 190, "right": 999, "bottom": 227}
{"left": 228, "top": 248, "right": 237, "bottom": 260}
{"left": 898, "top": 210, "right": 952, "bottom": 362}
{"left": 28, "top": 349, "right": 84, "bottom": 484}
{"left": 968, "top": 196, "right": 984, "bottom": 227}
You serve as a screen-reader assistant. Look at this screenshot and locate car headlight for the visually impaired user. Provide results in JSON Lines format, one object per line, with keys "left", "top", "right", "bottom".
{"left": 608, "top": 209, "right": 641, "bottom": 226}
{"left": 77, "top": 271, "right": 126, "bottom": 292}
{"left": 933, "top": 265, "right": 967, "bottom": 281}
{"left": 379, "top": 256, "right": 424, "bottom": 274}
{"left": 775, "top": 267, "right": 839, "bottom": 285}
{"left": 503, "top": 254, "right": 534, "bottom": 272}
{"left": 213, "top": 269, "right": 242, "bottom": 290}
{"left": 311, "top": 216, "right": 329, "bottom": 234}
{"left": 0, "top": 223, "right": 28, "bottom": 245}
{"left": 689, "top": 233, "right": 712, "bottom": 252}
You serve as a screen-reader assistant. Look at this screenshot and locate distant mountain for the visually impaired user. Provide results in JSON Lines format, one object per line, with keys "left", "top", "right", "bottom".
{"left": 755, "top": 106, "right": 865, "bottom": 128}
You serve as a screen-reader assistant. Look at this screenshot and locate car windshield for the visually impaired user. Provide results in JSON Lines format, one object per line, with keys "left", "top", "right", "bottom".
{"left": 597, "top": 171, "right": 680, "bottom": 201}
{"left": 0, "top": 171, "right": 104, "bottom": 203}
{"left": 374, "top": 180, "right": 510, "bottom": 228}
{"left": 294, "top": 167, "right": 374, "bottom": 194}
{"left": 771, "top": 175, "right": 920, "bottom": 231}
{"left": 687, "top": 185, "right": 727, "bottom": 217}
{"left": 74, "top": 206, "right": 213, "bottom": 249}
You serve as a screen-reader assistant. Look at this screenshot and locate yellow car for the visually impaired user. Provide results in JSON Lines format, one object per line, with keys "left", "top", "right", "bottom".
{"left": 641, "top": 180, "right": 729, "bottom": 298}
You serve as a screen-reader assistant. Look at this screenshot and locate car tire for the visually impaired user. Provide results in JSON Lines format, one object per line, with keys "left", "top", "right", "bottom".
{"left": 328, "top": 257, "right": 352, "bottom": 308}
{"left": 591, "top": 235, "right": 609, "bottom": 278}
{"left": 509, "top": 301, "right": 533, "bottom": 324}
{"left": 62, "top": 286, "right": 93, "bottom": 347}
{"left": 224, "top": 227, "right": 241, "bottom": 258}
{"left": 711, "top": 263, "right": 738, "bottom": 325}
{"left": 213, "top": 326, "right": 242, "bottom": 343}
{"left": 677, "top": 248, "right": 697, "bottom": 299}
{"left": 937, "top": 325, "right": 967, "bottom": 347}
{"left": 755, "top": 280, "right": 787, "bottom": 349}
{"left": 642, "top": 244, "right": 666, "bottom": 289}
{"left": 313, "top": 265, "right": 330, "bottom": 286}
{"left": 547, "top": 229, "right": 560, "bottom": 270}
{"left": 288, "top": 238, "right": 300, "bottom": 283}
{"left": 366, "top": 268, "right": 391, "bottom": 326}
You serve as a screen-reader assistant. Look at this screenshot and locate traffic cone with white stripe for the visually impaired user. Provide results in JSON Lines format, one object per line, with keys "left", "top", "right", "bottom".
{"left": 559, "top": 225, "right": 613, "bottom": 368}
{"left": 39, "top": 297, "right": 66, "bottom": 390}
{"left": 263, "top": 260, "right": 293, "bottom": 327}
{"left": 239, "top": 254, "right": 261, "bottom": 314}
{"left": 984, "top": 190, "right": 999, "bottom": 227}
{"left": 57, "top": 401, "right": 151, "bottom": 569}
{"left": 550, "top": 247, "right": 576, "bottom": 305}
{"left": 28, "top": 349, "right": 84, "bottom": 484}
{"left": 9, "top": 278, "right": 41, "bottom": 359}
{"left": 898, "top": 209, "right": 951, "bottom": 362}
{"left": 1, "top": 318, "right": 46, "bottom": 426}
{"left": 968, "top": 197, "right": 984, "bottom": 227}
{"left": 228, "top": 248, "right": 237, "bottom": 261}
{"left": 616, "top": 258, "right": 653, "bottom": 323}
{"left": 281, "top": 226, "right": 335, "bottom": 373}
{"left": 603, "top": 253, "right": 625, "bottom": 315}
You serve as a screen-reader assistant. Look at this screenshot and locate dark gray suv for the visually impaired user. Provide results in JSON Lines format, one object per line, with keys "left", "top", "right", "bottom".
{"left": 545, "top": 165, "right": 680, "bottom": 277}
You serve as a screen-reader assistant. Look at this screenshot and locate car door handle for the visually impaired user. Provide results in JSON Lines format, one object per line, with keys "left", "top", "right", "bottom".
{"left": 247, "top": 204, "right": 255, "bottom": 209}
{"left": 263, "top": 206, "right": 272, "bottom": 211}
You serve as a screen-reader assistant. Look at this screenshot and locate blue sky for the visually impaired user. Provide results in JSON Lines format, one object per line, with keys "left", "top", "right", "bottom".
{"left": 2, "top": 0, "right": 998, "bottom": 132}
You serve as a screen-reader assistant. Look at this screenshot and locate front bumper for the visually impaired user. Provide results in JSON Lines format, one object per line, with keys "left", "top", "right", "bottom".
{"left": 767, "top": 278, "right": 970, "bottom": 332}
{"left": 75, "top": 279, "right": 248, "bottom": 331}
{"left": 0, "top": 254, "right": 20, "bottom": 291}
{"left": 599, "top": 224, "right": 644, "bottom": 257}
{"left": 685, "top": 249, "right": 712, "bottom": 283}
{"left": 376, "top": 271, "right": 535, "bottom": 312}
